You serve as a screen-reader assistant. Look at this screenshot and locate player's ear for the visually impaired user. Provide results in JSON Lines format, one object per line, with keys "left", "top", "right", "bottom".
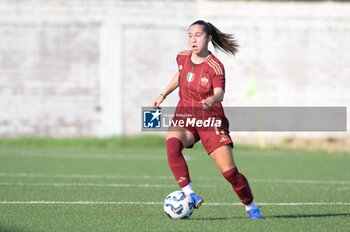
{"left": 207, "top": 34, "right": 212, "bottom": 43}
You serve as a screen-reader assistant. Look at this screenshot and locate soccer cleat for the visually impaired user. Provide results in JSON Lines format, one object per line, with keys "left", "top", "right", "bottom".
{"left": 247, "top": 206, "right": 263, "bottom": 219}
{"left": 189, "top": 193, "right": 204, "bottom": 209}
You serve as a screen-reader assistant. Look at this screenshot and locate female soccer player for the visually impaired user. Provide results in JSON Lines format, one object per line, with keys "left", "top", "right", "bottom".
{"left": 152, "top": 20, "right": 263, "bottom": 219}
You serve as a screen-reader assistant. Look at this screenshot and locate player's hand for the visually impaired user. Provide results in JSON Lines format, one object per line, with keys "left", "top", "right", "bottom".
{"left": 199, "top": 97, "right": 214, "bottom": 110}
{"left": 152, "top": 95, "right": 165, "bottom": 109}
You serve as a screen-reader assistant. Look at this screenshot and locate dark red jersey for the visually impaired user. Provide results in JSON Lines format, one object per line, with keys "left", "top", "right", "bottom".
{"left": 175, "top": 50, "right": 229, "bottom": 130}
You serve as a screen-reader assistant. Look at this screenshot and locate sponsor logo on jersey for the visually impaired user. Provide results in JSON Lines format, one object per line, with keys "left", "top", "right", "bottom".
{"left": 200, "top": 77, "right": 209, "bottom": 86}
{"left": 186, "top": 72, "right": 195, "bottom": 82}
{"left": 220, "top": 135, "right": 229, "bottom": 143}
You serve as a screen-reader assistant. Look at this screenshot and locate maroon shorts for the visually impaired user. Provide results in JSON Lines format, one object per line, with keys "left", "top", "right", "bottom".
{"left": 170, "top": 117, "right": 233, "bottom": 154}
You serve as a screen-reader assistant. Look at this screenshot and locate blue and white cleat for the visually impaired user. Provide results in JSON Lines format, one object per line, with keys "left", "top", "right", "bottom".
{"left": 189, "top": 193, "right": 204, "bottom": 209}
{"left": 247, "top": 206, "right": 263, "bottom": 219}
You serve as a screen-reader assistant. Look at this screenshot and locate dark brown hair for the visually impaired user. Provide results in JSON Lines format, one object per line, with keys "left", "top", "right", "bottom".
{"left": 190, "top": 20, "right": 239, "bottom": 56}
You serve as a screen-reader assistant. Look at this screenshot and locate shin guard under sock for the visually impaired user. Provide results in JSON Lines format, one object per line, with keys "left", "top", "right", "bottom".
{"left": 166, "top": 137, "right": 191, "bottom": 188}
{"left": 222, "top": 167, "right": 253, "bottom": 205}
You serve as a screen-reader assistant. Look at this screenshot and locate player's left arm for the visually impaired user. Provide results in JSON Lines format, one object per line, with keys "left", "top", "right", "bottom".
{"left": 199, "top": 87, "right": 224, "bottom": 110}
{"left": 200, "top": 62, "right": 225, "bottom": 110}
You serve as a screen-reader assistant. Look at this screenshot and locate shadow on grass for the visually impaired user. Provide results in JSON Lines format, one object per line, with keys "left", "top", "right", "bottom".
{"left": 189, "top": 217, "right": 244, "bottom": 221}
{"left": 266, "top": 213, "right": 350, "bottom": 219}
{"left": 189, "top": 213, "right": 350, "bottom": 221}
{"left": 0, "top": 226, "right": 33, "bottom": 232}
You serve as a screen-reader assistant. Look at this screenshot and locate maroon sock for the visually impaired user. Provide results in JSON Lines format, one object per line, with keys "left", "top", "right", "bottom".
{"left": 166, "top": 137, "right": 191, "bottom": 188}
{"left": 222, "top": 167, "right": 253, "bottom": 205}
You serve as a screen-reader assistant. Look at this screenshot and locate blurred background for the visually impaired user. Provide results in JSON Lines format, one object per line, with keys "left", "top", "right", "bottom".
{"left": 0, "top": 0, "right": 349, "bottom": 150}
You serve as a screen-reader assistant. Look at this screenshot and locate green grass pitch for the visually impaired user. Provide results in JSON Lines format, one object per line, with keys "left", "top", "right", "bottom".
{"left": 0, "top": 136, "right": 349, "bottom": 232}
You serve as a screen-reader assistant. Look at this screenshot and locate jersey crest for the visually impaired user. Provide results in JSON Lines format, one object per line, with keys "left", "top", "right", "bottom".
{"left": 200, "top": 77, "right": 209, "bottom": 86}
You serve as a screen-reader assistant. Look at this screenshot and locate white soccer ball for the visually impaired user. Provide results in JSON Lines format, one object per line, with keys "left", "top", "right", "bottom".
{"left": 163, "top": 191, "right": 195, "bottom": 219}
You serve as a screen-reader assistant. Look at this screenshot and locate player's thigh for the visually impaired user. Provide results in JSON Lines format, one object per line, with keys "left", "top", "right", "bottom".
{"left": 209, "top": 144, "right": 236, "bottom": 173}
{"left": 166, "top": 126, "right": 196, "bottom": 148}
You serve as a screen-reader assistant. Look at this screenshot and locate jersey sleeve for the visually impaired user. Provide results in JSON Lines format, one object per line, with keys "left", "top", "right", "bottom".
{"left": 176, "top": 54, "right": 182, "bottom": 71}
{"left": 212, "top": 63, "right": 225, "bottom": 91}
{"left": 176, "top": 50, "right": 191, "bottom": 71}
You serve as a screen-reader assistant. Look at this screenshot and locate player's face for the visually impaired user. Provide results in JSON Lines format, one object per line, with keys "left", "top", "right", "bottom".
{"left": 188, "top": 24, "right": 210, "bottom": 55}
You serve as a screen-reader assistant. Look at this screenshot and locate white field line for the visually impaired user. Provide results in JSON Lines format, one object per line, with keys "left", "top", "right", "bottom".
{"left": 0, "top": 181, "right": 348, "bottom": 191}
{"left": 1, "top": 172, "right": 350, "bottom": 185}
{"left": 0, "top": 182, "right": 215, "bottom": 188}
{"left": 206, "top": 202, "right": 350, "bottom": 206}
{"left": 250, "top": 178, "right": 350, "bottom": 185}
{"left": 0, "top": 152, "right": 196, "bottom": 161}
{"left": 0, "top": 172, "right": 174, "bottom": 180}
{"left": 312, "top": 187, "right": 350, "bottom": 191}
{"left": 0, "top": 201, "right": 349, "bottom": 206}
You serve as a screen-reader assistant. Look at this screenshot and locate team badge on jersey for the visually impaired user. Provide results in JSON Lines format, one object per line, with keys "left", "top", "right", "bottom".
{"left": 179, "top": 65, "right": 183, "bottom": 70}
{"left": 200, "top": 77, "right": 209, "bottom": 86}
{"left": 187, "top": 72, "right": 195, "bottom": 82}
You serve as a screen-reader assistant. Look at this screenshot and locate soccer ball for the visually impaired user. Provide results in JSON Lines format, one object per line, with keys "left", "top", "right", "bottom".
{"left": 163, "top": 191, "right": 195, "bottom": 219}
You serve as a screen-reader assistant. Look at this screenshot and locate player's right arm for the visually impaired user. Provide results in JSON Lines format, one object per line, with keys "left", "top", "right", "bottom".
{"left": 152, "top": 71, "right": 179, "bottom": 109}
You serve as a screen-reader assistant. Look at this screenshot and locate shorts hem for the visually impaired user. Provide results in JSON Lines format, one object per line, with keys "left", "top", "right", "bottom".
{"left": 206, "top": 141, "right": 234, "bottom": 155}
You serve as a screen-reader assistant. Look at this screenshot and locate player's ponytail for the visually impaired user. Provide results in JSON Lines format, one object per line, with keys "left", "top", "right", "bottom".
{"left": 190, "top": 20, "right": 239, "bottom": 56}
